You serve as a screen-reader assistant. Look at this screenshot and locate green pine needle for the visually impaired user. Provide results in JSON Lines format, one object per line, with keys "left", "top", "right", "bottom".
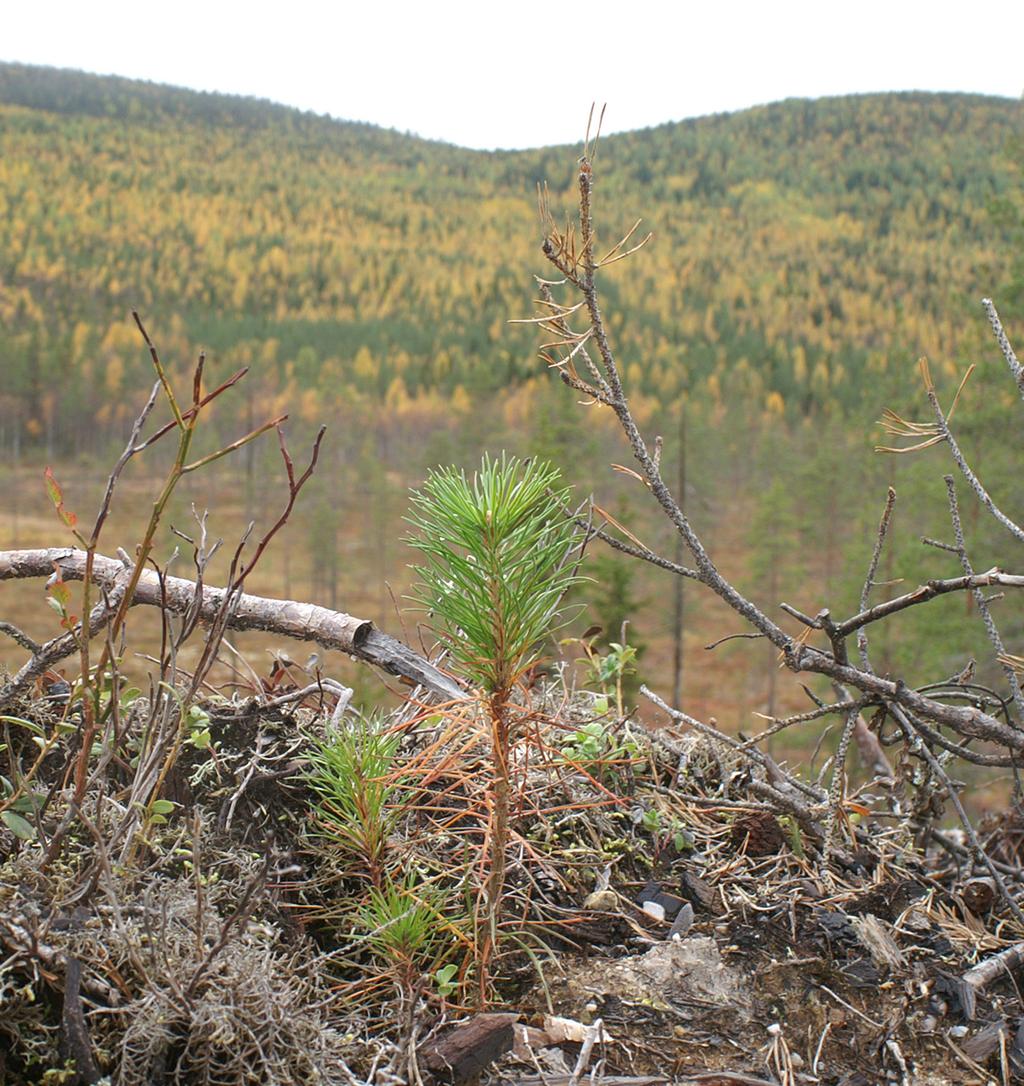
{"left": 406, "top": 453, "right": 582, "bottom": 694}
{"left": 306, "top": 716, "right": 403, "bottom": 875}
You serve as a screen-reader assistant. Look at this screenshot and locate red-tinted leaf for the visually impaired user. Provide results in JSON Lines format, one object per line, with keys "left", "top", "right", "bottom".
{"left": 49, "top": 581, "right": 71, "bottom": 608}
{"left": 43, "top": 467, "right": 78, "bottom": 528}
{"left": 44, "top": 466, "right": 62, "bottom": 507}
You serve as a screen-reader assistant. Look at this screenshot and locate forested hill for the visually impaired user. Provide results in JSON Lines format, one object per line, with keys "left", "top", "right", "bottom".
{"left": 0, "top": 62, "right": 1020, "bottom": 454}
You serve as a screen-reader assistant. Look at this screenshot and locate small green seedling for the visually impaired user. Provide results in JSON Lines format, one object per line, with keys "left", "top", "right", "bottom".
{"left": 565, "top": 631, "right": 640, "bottom": 717}
{"left": 433, "top": 962, "right": 459, "bottom": 998}
{"left": 559, "top": 719, "right": 640, "bottom": 785}
{"left": 637, "top": 806, "right": 695, "bottom": 854}
{"left": 146, "top": 798, "right": 176, "bottom": 825}
{"left": 185, "top": 705, "right": 213, "bottom": 751}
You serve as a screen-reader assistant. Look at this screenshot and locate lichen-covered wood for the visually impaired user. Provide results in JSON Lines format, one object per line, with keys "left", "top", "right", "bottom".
{"left": 0, "top": 548, "right": 465, "bottom": 702}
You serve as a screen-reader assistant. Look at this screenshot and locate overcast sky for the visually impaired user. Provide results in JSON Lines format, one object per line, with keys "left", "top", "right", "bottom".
{"left": 4, "top": 0, "right": 1022, "bottom": 149}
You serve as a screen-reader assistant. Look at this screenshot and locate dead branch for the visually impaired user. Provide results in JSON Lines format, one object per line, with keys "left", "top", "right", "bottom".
{"left": 641, "top": 684, "right": 827, "bottom": 834}
{"left": 983, "top": 297, "right": 1024, "bottom": 400}
{"left": 827, "top": 569, "right": 1024, "bottom": 639}
{"left": 890, "top": 704, "right": 1024, "bottom": 926}
{"left": 535, "top": 157, "right": 1024, "bottom": 762}
{"left": 922, "top": 364, "right": 1024, "bottom": 545}
{"left": 795, "top": 649, "right": 1024, "bottom": 748}
{"left": 945, "top": 475, "right": 1024, "bottom": 719}
{"left": 0, "top": 548, "right": 465, "bottom": 703}
{"left": 0, "top": 620, "right": 42, "bottom": 653}
{"left": 962, "top": 942, "right": 1024, "bottom": 1003}
{"left": 857, "top": 486, "right": 897, "bottom": 671}
{"left": 0, "top": 914, "right": 120, "bottom": 1005}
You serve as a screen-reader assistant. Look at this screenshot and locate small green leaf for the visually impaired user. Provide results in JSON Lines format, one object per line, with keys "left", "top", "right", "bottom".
{"left": 44, "top": 466, "right": 63, "bottom": 510}
{"left": 187, "top": 729, "right": 212, "bottom": 750}
{"left": 149, "top": 799, "right": 176, "bottom": 816}
{"left": 2, "top": 810, "right": 37, "bottom": 840}
{"left": 434, "top": 962, "right": 459, "bottom": 996}
{"left": 673, "top": 828, "right": 695, "bottom": 852}
{"left": 0, "top": 715, "right": 44, "bottom": 736}
{"left": 187, "top": 706, "right": 211, "bottom": 728}
{"left": 10, "top": 793, "right": 42, "bottom": 814}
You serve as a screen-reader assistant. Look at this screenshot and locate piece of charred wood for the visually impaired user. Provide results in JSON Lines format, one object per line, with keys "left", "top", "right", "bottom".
{"left": 729, "top": 811, "right": 785, "bottom": 856}
{"left": 421, "top": 1012, "right": 519, "bottom": 1083}
{"left": 679, "top": 869, "right": 722, "bottom": 915}
{"left": 959, "top": 1015, "right": 1024, "bottom": 1074}
{"left": 635, "top": 880, "right": 686, "bottom": 919}
{"left": 961, "top": 877, "right": 996, "bottom": 916}
{"left": 60, "top": 956, "right": 101, "bottom": 1085}
{"left": 961, "top": 1018, "right": 1007, "bottom": 1062}
{"left": 570, "top": 913, "right": 627, "bottom": 946}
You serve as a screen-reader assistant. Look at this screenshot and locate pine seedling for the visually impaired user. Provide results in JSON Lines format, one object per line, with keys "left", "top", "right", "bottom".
{"left": 359, "top": 875, "right": 448, "bottom": 991}
{"left": 406, "top": 453, "right": 581, "bottom": 996}
{"left": 307, "top": 716, "right": 403, "bottom": 888}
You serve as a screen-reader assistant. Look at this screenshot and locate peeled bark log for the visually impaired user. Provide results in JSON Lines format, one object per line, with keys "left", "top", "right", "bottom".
{"left": 0, "top": 548, "right": 465, "bottom": 702}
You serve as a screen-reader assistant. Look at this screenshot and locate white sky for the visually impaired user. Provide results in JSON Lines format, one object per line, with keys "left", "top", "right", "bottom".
{"left": 3, "top": 0, "right": 1022, "bottom": 150}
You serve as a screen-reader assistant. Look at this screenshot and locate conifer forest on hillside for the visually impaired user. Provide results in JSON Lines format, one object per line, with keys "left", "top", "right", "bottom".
{"left": 1, "top": 64, "right": 1021, "bottom": 720}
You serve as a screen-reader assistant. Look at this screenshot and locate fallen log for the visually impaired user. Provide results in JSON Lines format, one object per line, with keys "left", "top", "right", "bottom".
{"left": 0, "top": 548, "right": 466, "bottom": 703}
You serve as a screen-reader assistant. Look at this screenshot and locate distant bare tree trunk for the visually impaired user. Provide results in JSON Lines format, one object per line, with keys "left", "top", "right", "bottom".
{"left": 765, "top": 560, "right": 778, "bottom": 724}
{"left": 671, "top": 400, "right": 686, "bottom": 707}
{"left": 243, "top": 385, "right": 256, "bottom": 524}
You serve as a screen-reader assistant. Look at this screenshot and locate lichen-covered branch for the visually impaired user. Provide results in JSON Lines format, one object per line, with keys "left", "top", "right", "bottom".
{"left": 982, "top": 297, "right": 1024, "bottom": 401}
{"left": 0, "top": 548, "right": 465, "bottom": 703}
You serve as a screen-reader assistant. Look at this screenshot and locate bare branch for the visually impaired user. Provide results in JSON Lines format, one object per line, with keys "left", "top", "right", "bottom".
{"left": 925, "top": 377, "right": 1024, "bottom": 545}
{"left": 641, "top": 685, "right": 827, "bottom": 822}
{"left": 821, "top": 705, "right": 863, "bottom": 860}
{"left": 0, "top": 549, "right": 465, "bottom": 703}
{"left": 543, "top": 161, "right": 791, "bottom": 651}
{"left": 0, "top": 585, "right": 124, "bottom": 712}
{"left": 944, "top": 475, "right": 1024, "bottom": 721}
{"left": 531, "top": 148, "right": 1024, "bottom": 894}
{"left": 833, "top": 569, "right": 1024, "bottom": 639}
{"left": 705, "top": 631, "right": 766, "bottom": 651}
{"left": 891, "top": 704, "right": 1024, "bottom": 927}
{"left": 857, "top": 487, "right": 897, "bottom": 671}
{"left": 982, "top": 297, "right": 1024, "bottom": 401}
{"left": 90, "top": 379, "right": 162, "bottom": 545}
{"left": 795, "top": 649, "right": 1024, "bottom": 750}
{"left": 558, "top": 497, "right": 700, "bottom": 580}
{"left": 0, "top": 621, "right": 41, "bottom": 654}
